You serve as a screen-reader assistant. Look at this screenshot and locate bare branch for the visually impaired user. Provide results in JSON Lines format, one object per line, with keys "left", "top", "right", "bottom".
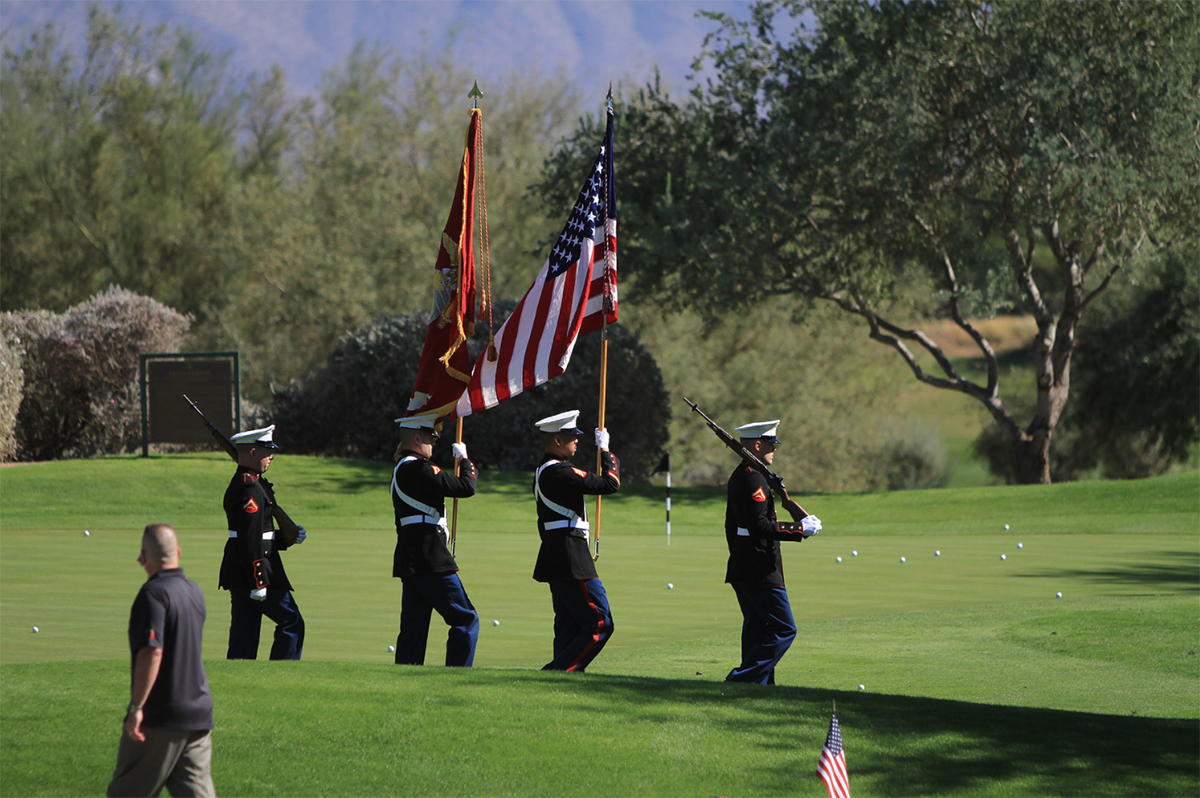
{"left": 1003, "top": 225, "right": 1051, "bottom": 320}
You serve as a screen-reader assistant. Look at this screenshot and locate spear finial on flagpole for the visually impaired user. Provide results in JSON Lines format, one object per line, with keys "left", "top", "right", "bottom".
{"left": 607, "top": 82, "right": 613, "bottom": 108}
{"left": 469, "top": 80, "right": 483, "bottom": 108}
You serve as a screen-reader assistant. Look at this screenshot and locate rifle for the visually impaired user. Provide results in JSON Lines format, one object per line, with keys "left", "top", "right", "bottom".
{"left": 184, "top": 394, "right": 238, "bottom": 459}
{"left": 683, "top": 397, "right": 808, "bottom": 519}
{"left": 183, "top": 395, "right": 302, "bottom": 546}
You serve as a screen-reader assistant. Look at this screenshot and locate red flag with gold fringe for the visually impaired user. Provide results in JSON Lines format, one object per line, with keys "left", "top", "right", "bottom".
{"left": 405, "top": 108, "right": 482, "bottom": 418}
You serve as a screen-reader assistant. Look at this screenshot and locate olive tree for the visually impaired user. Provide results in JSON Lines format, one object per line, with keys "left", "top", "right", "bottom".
{"left": 547, "top": 0, "right": 1198, "bottom": 483}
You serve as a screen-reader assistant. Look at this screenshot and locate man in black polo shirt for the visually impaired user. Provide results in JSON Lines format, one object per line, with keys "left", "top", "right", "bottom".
{"left": 108, "top": 523, "right": 214, "bottom": 797}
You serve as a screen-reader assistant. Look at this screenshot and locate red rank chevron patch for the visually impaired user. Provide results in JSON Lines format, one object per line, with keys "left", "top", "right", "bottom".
{"left": 572, "top": 467, "right": 587, "bottom": 477}
{"left": 751, "top": 487, "right": 767, "bottom": 502}
{"left": 244, "top": 497, "right": 259, "bottom": 513}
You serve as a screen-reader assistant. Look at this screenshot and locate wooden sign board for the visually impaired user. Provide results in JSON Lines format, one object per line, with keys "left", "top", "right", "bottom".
{"left": 147, "top": 359, "right": 235, "bottom": 444}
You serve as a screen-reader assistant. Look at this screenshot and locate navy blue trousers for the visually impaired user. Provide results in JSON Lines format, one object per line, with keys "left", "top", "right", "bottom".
{"left": 396, "top": 572, "right": 479, "bottom": 667}
{"left": 227, "top": 589, "right": 304, "bottom": 660}
{"left": 543, "top": 578, "right": 613, "bottom": 672}
{"left": 726, "top": 584, "right": 796, "bottom": 685}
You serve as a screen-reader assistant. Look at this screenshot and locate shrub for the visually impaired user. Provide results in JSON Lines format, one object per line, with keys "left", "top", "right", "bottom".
{"left": 879, "top": 422, "right": 950, "bottom": 491}
{"left": 3, "top": 287, "right": 191, "bottom": 460}
{"left": 271, "top": 306, "right": 671, "bottom": 482}
{"left": 0, "top": 324, "right": 24, "bottom": 461}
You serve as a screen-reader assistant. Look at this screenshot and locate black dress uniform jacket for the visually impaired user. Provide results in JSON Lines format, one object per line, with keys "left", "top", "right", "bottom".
{"left": 391, "top": 450, "right": 477, "bottom": 577}
{"left": 532, "top": 450, "right": 620, "bottom": 582}
{"left": 220, "top": 467, "right": 293, "bottom": 591}
{"left": 725, "top": 462, "right": 808, "bottom": 586}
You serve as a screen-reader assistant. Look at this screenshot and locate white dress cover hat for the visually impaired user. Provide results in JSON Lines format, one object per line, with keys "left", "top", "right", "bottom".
{"left": 395, "top": 412, "right": 440, "bottom": 431}
{"left": 230, "top": 424, "right": 280, "bottom": 450}
{"left": 535, "top": 410, "right": 583, "bottom": 435}
{"left": 734, "top": 420, "right": 781, "bottom": 443}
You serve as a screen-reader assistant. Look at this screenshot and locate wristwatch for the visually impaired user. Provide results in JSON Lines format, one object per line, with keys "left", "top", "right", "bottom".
{"left": 127, "top": 703, "right": 143, "bottom": 713}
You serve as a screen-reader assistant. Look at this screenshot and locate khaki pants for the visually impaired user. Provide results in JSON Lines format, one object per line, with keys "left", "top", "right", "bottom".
{"left": 107, "top": 727, "right": 215, "bottom": 798}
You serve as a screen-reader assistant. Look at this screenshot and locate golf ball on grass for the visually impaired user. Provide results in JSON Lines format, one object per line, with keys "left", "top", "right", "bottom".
{"left": 493, "top": 620, "right": 500, "bottom": 626}
{"left": 1056, "top": 592, "right": 1063, "bottom": 598}
{"left": 1017, "top": 542, "right": 1023, "bottom": 549}
{"left": 1000, "top": 554, "right": 1007, "bottom": 560}
{"left": 899, "top": 556, "right": 906, "bottom": 563}
{"left": 858, "top": 684, "right": 865, "bottom": 691}
{"left": 852, "top": 551, "right": 858, "bottom": 557}
{"left": 84, "top": 530, "right": 90, "bottom": 537}
{"left": 32, "top": 627, "right": 39, "bottom": 633}
{"left": 667, "top": 583, "right": 674, "bottom": 589}
{"left": 387, "top": 645, "right": 395, "bottom": 652}
{"left": 935, "top": 550, "right": 941, "bottom": 556}
{"left": 836, "top": 556, "right": 842, "bottom": 563}
{"left": 1004, "top": 524, "right": 1010, "bottom": 530}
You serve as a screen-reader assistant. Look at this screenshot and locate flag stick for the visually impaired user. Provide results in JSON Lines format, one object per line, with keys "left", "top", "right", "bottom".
{"left": 665, "top": 467, "right": 671, "bottom": 546}
{"left": 592, "top": 325, "right": 609, "bottom": 562}
{"left": 450, "top": 416, "right": 464, "bottom": 556}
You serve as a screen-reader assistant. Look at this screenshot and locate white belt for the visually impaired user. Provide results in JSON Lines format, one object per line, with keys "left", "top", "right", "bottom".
{"left": 736, "top": 527, "right": 751, "bottom": 537}
{"left": 228, "top": 530, "right": 274, "bottom": 539}
{"left": 400, "top": 515, "right": 448, "bottom": 529}
{"left": 544, "top": 520, "right": 590, "bottom": 531}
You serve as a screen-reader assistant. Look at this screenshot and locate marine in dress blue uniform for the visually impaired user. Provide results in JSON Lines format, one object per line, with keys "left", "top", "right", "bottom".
{"left": 219, "top": 425, "right": 307, "bottom": 660}
{"left": 724, "top": 420, "right": 822, "bottom": 685}
{"left": 391, "top": 413, "right": 480, "bottom": 667}
{"left": 532, "top": 410, "right": 621, "bottom": 672}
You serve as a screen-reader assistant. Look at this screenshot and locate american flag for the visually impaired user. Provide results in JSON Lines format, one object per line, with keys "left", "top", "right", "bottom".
{"left": 451, "top": 105, "right": 616, "bottom": 418}
{"left": 817, "top": 711, "right": 851, "bottom": 798}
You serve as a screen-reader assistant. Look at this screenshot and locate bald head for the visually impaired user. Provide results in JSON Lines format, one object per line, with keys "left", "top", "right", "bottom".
{"left": 140, "top": 524, "right": 180, "bottom": 573}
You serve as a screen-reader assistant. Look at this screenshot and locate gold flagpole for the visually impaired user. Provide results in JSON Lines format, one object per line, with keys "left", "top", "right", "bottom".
{"left": 592, "top": 85, "right": 615, "bottom": 563}
{"left": 450, "top": 82, "right": 485, "bottom": 558}
{"left": 450, "top": 416, "right": 464, "bottom": 556}
{"left": 593, "top": 328, "right": 608, "bottom": 561}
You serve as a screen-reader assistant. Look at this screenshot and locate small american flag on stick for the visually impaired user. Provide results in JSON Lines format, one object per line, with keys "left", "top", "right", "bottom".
{"left": 817, "top": 706, "right": 851, "bottom": 798}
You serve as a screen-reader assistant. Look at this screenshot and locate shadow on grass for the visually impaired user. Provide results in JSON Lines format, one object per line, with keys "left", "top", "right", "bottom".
{"left": 530, "top": 671, "right": 1197, "bottom": 797}
{"left": 1018, "top": 550, "right": 1200, "bottom": 595}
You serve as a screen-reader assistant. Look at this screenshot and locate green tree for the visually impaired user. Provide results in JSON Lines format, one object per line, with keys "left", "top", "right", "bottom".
{"left": 546, "top": 0, "right": 1199, "bottom": 484}
{"left": 201, "top": 41, "right": 582, "bottom": 400}
{"left": 1, "top": 5, "right": 239, "bottom": 321}
{"left": 1056, "top": 247, "right": 1200, "bottom": 479}
{"left": 4, "top": 8, "right": 583, "bottom": 405}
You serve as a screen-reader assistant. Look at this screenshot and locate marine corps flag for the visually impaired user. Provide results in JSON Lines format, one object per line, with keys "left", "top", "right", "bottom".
{"left": 406, "top": 108, "right": 482, "bottom": 418}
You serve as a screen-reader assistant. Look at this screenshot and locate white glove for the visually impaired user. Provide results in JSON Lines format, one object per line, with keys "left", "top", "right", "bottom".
{"left": 595, "top": 428, "right": 610, "bottom": 450}
{"left": 295, "top": 527, "right": 307, "bottom": 544}
{"left": 250, "top": 587, "right": 267, "bottom": 601}
{"left": 452, "top": 442, "right": 468, "bottom": 460}
{"left": 801, "top": 515, "right": 822, "bottom": 536}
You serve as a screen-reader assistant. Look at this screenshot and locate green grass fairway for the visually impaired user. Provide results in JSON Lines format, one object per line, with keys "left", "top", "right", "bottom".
{"left": 1, "top": 456, "right": 1197, "bottom": 796}
{"left": 3, "top": 663, "right": 1195, "bottom": 797}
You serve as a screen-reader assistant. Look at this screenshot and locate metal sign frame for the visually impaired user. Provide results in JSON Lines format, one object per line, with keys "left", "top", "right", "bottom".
{"left": 139, "top": 351, "right": 240, "bottom": 457}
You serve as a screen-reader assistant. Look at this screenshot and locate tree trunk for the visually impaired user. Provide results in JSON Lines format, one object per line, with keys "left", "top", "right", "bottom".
{"left": 1012, "top": 426, "right": 1052, "bottom": 485}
